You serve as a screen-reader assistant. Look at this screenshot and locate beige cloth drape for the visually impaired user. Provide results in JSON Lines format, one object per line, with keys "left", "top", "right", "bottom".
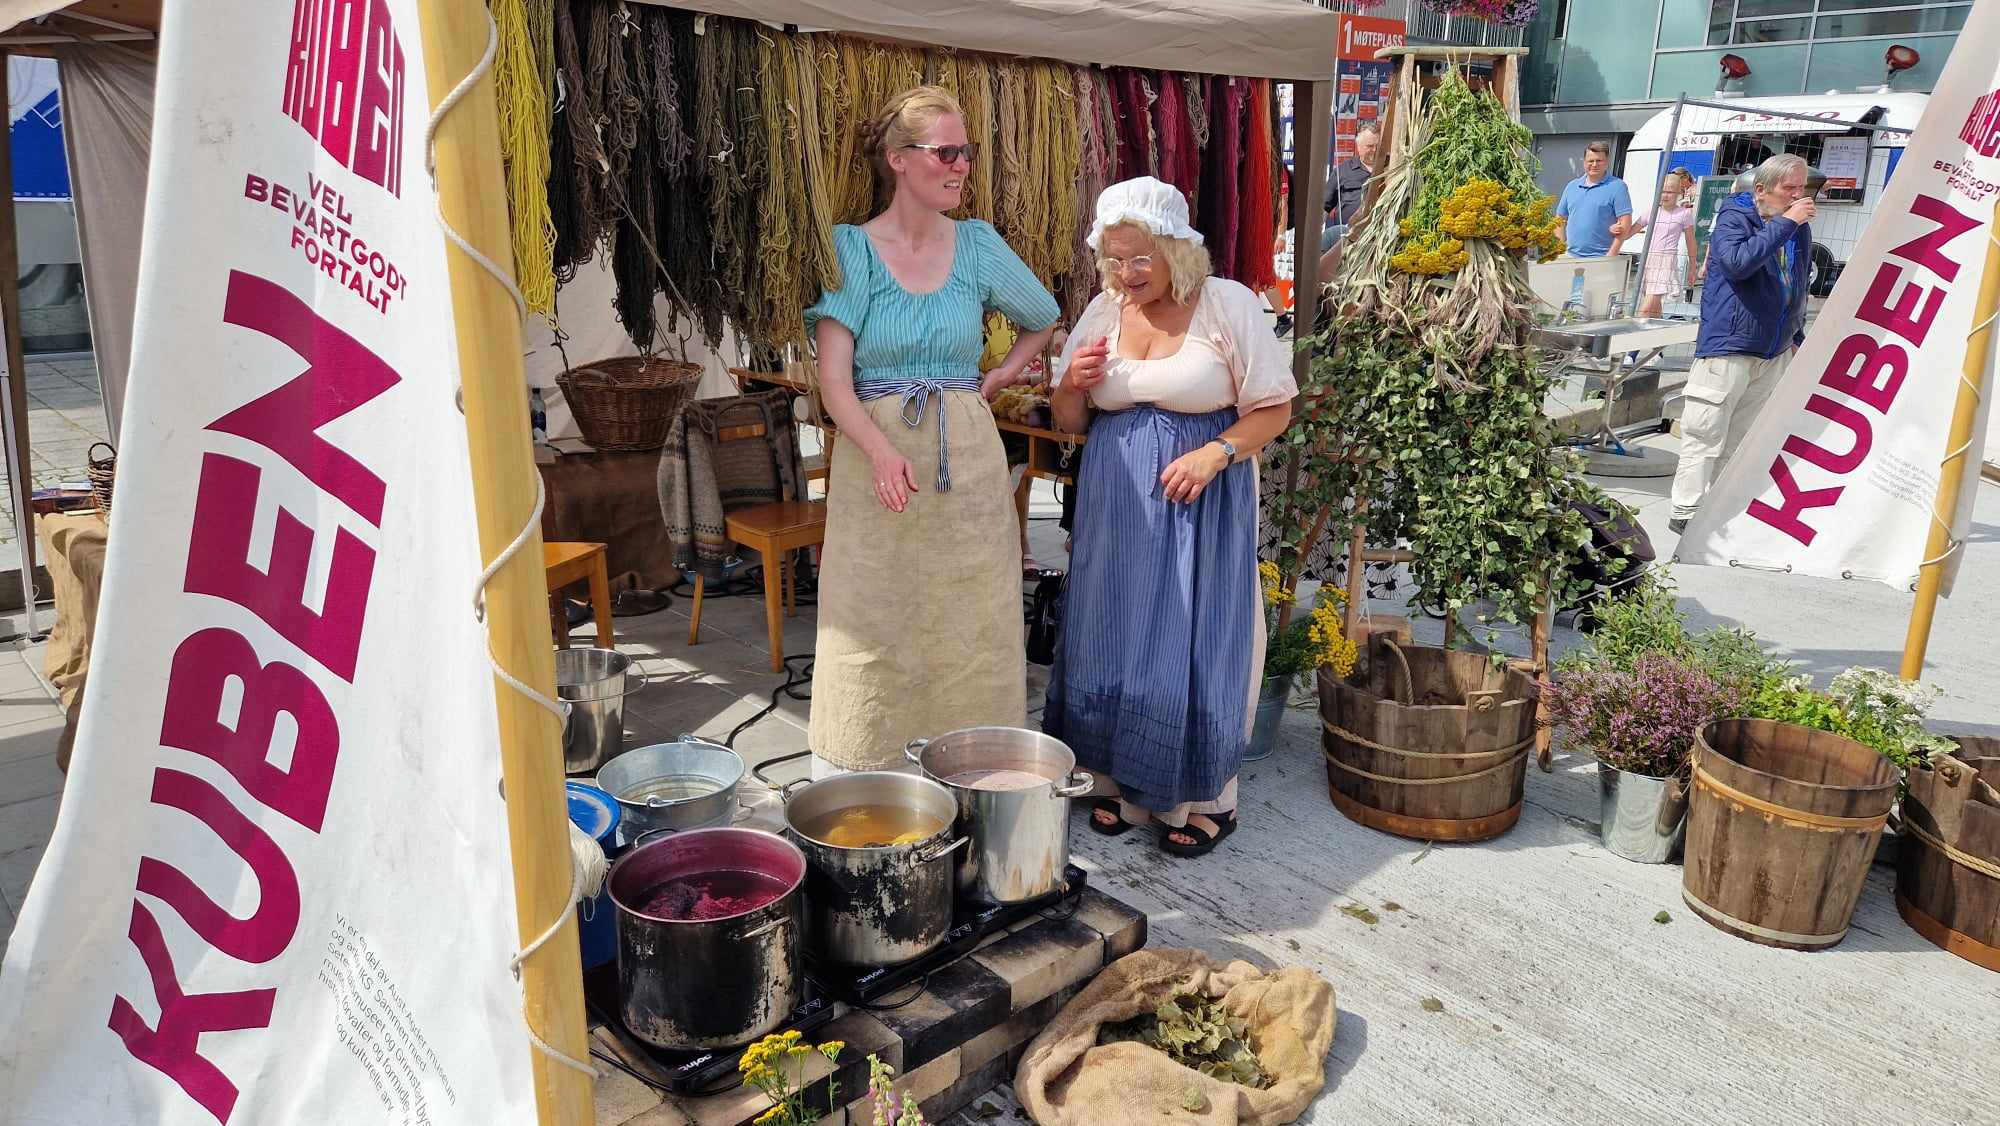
{"left": 51, "top": 45, "right": 155, "bottom": 443}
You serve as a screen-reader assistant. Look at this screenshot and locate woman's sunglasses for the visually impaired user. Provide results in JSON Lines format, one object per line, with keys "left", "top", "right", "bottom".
{"left": 905, "top": 142, "right": 980, "bottom": 165}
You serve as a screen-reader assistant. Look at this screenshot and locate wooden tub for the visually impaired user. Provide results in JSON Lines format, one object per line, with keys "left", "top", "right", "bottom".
{"left": 1317, "top": 636, "right": 1537, "bottom": 843}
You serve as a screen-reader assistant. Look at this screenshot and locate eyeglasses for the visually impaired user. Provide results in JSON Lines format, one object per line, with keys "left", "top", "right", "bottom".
{"left": 1103, "top": 255, "right": 1155, "bottom": 274}
{"left": 905, "top": 143, "right": 979, "bottom": 165}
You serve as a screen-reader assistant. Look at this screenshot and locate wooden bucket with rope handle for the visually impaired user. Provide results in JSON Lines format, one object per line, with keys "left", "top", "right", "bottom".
{"left": 1317, "top": 633, "right": 1538, "bottom": 843}
{"left": 1682, "top": 719, "right": 1898, "bottom": 951}
{"left": 1894, "top": 739, "right": 2000, "bottom": 972}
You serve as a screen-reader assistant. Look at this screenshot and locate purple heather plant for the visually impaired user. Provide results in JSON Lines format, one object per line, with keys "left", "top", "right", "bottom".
{"left": 1540, "top": 651, "right": 1743, "bottom": 777}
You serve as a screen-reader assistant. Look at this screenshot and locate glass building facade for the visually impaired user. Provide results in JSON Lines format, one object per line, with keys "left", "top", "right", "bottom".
{"left": 1520, "top": 1, "right": 1968, "bottom": 188}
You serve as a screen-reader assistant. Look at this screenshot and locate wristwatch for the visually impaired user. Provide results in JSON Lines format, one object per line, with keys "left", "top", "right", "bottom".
{"left": 1214, "top": 438, "right": 1237, "bottom": 465}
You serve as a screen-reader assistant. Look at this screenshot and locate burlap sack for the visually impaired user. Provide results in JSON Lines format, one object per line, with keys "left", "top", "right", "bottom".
{"left": 1015, "top": 948, "right": 1338, "bottom": 1126}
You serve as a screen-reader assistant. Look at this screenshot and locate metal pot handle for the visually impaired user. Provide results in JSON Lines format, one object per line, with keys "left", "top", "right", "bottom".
{"left": 630, "top": 827, "right": 676, "bottom": 849}
{"left": 904, "top": 738, "right": 930, "bottom": 765}
{"left": 1054, "top": 771, "right": 1095, "bottom": 799}
{"left": 913, "top": 835, "right": 970, "bottom": 866}
{"left": 736, "top": 912, "right": 794, "bottom": 941}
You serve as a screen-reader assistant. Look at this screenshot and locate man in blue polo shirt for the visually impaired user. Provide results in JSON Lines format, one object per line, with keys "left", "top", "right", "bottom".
{"left": 1555, "top": 141, "right": 1633, "bottom": 258}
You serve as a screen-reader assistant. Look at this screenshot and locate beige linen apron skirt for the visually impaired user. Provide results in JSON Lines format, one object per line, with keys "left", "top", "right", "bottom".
{"left": 808, "top": 391, "right": 1026, "bottom": 769}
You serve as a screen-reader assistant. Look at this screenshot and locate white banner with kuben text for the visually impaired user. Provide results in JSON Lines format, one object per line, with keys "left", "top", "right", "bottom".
{"left": 1675, "top": 2, "right": 2000, "bottom": 594}
{"left": 0, "top": 2, "right": 539, "bottom": 1122}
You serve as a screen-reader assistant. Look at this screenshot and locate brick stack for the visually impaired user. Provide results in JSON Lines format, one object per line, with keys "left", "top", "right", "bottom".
{"left": 595, "top": 888, "right": 1148, "bottom": 1126}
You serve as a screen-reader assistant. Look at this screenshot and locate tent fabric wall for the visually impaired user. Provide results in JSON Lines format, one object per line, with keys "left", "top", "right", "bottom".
{"left": 635, "top": 0, "right": 1342, "bottom": 81}
{"left": 50, "top": 43, "right": 150, "bottom": 442}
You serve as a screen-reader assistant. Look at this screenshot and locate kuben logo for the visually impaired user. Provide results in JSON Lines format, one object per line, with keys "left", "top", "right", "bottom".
{"left": 1958, "top": 88, "right": 2000, "bottom": 159}
{"left": 282, "top": 0, "right": 405, "bottom": 196}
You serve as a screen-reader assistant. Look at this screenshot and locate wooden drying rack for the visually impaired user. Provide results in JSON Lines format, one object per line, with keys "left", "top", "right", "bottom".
{"left": 1336, "top": 44, "right": 1556, "bottom": 769}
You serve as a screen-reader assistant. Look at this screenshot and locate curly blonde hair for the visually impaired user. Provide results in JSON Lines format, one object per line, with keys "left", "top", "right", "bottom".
{"left": 1095, "top": 222, "right": 1211, "bottom": 304}
{"left": 860, "top": 86, "right": 964, "bottom": 214}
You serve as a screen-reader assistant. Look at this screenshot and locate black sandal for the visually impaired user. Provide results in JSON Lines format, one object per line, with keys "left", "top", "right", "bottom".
{"left": 1087, "top": 798, "right": 1138, "bottom": 837}
{"left": 1160, "top": 812, "right": 1237, "bottom": 858}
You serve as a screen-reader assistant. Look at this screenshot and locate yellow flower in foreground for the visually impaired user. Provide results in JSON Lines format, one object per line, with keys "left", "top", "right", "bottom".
{"left": 818, "top": 1040, "right": 846, "bottom": 1063}
{"left": 752, "top": 1106, "right": 785, "bottom": 1126}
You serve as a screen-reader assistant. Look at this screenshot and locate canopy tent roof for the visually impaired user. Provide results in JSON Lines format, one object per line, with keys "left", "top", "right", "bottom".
{"left": 0, "top": 0, "right": 157, "bottom": 55}
{"left": 641, "top": 0, "right": 1341, "bottom": 81}
{"left": 4, "top": 1, "right": 1341, "bottom": 78}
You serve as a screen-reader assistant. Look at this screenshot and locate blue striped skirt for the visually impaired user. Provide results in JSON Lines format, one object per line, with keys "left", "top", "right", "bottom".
{"left": 1043, "top": 405, "right": 1258, "bottom": 812}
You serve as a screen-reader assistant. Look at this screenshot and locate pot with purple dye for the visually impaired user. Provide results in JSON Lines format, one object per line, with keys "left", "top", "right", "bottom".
{"left": 608, "top": 826, "right": 806, "bottom": 1050}
{"left": 905, "top": 726, "right": 1094, "bottom": 905}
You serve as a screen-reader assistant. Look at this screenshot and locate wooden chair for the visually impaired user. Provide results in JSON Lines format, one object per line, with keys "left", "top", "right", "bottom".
{"left": 544, "top": 541, "right": 615, "bottom": 649}
{"left": 688, "top": 500, "right": 827, "bottom": 672}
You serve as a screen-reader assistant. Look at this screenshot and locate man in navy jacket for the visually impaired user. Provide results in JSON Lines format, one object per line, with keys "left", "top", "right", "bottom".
{"left": 1670, "top": 153, "right": 1816, "bottom": 533}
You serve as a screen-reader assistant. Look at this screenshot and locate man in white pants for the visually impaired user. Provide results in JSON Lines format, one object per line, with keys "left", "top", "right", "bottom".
{"left": 1670, "top": 153, "right": 1816, "bottom": 534}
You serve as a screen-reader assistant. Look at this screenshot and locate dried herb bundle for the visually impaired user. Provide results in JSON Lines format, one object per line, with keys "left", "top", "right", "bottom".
{"left": 1097, "top": 993, "right": 1271, "bottom": 1089}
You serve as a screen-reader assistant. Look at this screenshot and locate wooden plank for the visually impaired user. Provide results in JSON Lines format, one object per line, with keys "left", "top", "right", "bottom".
{"left": 0, "top": 50, "right": 39, "bottom": 619}
{"left": 1291, "top": 78, "right": 1335, "bottom": 392}
{"left": 414, "top": 5, "right": 593, "bottom": 1122}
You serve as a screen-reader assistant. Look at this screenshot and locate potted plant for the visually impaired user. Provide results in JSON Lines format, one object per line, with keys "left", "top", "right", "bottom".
{"left": 1249, "top": 562, "right": 1357, "bottom": 762}
{"left": 1541, "top": 651, "right": 1741, "bottom": 862}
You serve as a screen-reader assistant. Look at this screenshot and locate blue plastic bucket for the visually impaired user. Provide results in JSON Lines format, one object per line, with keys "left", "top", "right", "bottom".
{"left": 566, "top": 782, "right": 622, "bottom": 971}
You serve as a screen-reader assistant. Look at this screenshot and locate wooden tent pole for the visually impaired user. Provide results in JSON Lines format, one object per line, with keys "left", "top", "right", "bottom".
{"left": 1292, "top": 78, "right": 1334, "bottom": 385}
{"left": 0, "top": 47, "right": 40, "bottom": 635}
{"left": 413, "top": 5, "right": 593, "bottom": 1123}
{"left": 1900, "top": 196, "right": 2000, "bottom": 680}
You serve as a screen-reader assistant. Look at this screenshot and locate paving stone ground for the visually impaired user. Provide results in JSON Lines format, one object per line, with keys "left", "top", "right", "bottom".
{"left": 0, "top": 355, "right": 112, "bottom": 546}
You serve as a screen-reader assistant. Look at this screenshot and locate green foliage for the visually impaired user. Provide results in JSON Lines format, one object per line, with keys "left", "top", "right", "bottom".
{"left": 1404, "top": 76, "right": 1543, "bottom": 238}
{"left": 1273, "top": 318, "right": 1605, "bottom": 633}
{"left": 1558, "top": 571, "right": 1693, "bottom": 673}
{"left": 1098, "top": 993, "right": 1271, "bottom": 1089}
{"left": 1744, "top": 667, "right": 1957, "bottom": 772}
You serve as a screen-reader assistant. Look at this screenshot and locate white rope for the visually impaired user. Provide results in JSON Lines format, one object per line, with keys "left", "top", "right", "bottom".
{"left": 425, "top": 7, "right": 596, "bottom": 1081}
{"left": 423, "top": 10, "right": 530, "bottom": 325}
{"left": 1917, "top": 225, "right": 1997, "bottom": 571}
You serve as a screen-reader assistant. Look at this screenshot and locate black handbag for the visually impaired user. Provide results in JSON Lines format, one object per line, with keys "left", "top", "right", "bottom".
{"left": 1025, "top": 570, "right": 1066, "bottom": 666}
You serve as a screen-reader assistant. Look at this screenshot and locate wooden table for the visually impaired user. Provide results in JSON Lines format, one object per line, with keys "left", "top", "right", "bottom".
{"left": 544, "top": 541, "right": 615, "bottom": 649}
{"left": 536, "top": 448, "right": 681, "bottom": 592}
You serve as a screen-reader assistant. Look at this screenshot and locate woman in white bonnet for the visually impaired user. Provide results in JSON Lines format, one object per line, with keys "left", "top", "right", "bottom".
{"left": 1044, "top": 177, "right": 1298, "bottom": 857}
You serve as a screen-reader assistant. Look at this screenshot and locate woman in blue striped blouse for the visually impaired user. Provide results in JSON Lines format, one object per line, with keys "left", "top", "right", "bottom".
{"left": 802, "top": 87, "right": 1060, "bottom": 776}
{"left": 1044, "top": 178, "right": 1299, "bottom": 857}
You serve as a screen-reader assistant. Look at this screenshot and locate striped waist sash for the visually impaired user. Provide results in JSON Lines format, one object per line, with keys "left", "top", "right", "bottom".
{"left": 855, "top": 376, "right": 984, "bottom": 493}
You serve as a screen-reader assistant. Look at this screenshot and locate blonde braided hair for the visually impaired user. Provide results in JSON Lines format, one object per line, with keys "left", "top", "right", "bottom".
{"left": 861, "top": 85, "right": 967, "bottom": 218}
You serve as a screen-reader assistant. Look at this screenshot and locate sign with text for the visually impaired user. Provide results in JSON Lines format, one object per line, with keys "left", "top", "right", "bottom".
{"left": 1332, "top": 14, "right": 1402, "bottom": 162}
{"left": 1676, "top": 1, "right": 2000, "bottom": 593}
{"left": 0, "top": 2, "right": 538, "bottom": 1122}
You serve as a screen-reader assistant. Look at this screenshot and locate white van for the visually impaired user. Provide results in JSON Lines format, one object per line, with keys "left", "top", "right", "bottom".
{"left": 1622, "top": 91, "right": 1929, "bottom": 297}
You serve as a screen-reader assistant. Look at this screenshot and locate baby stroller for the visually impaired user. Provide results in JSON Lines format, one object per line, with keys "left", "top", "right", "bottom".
{"left": 1560, "top": 495, "right": 1655, "bottom": 633}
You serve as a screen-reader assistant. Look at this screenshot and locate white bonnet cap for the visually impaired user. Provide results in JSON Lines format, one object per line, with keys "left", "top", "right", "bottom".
{"left": 1086, "top": 176, "right": 1204, "bottom": 251}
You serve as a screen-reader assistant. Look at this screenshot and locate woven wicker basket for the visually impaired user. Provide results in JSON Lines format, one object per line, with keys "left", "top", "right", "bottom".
{"left": 555, "top": 356, "right": 702, "bottom": 451}
{"left": 86, "top": 442, "right": 116, "bottom": 514}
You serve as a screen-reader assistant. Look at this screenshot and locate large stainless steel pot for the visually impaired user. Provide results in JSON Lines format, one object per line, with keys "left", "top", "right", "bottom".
{"left": 596, "top": 737, "right": 746, "bottom": 844}
{"left": 607, "top": 827, "right": 805, "bottom": 1050}
{"left": 905, "top": 727, "right": 1092, "bottom": 904}
{"left": 782, "top": 772, "right": 967, "bottom": 967}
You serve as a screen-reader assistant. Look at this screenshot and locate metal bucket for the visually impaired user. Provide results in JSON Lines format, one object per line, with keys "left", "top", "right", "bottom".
{"left": 608, "top": 827, "right": 805, "bottom": 1050}
{"left": 905, "top": 727, "right": 1091, "bottom": 904}
{"left": 1597, "top": 764, "right": 1688, "bottom": 863}
{"left": 556, "top": 647, "right": 640, "bottom": 774}
{"left": 1244, "top": 673, "right": 1293, "bottom": 763}
{"left": 783, "top": 772, "right": 967, "bottom": 967}
{"left": 596, "top": 737, "right": 746, "bottom": 844}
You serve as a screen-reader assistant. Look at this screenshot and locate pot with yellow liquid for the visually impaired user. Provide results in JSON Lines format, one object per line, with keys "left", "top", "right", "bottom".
{"left": 782, "top": 771, "right": 968, "bottom": 967}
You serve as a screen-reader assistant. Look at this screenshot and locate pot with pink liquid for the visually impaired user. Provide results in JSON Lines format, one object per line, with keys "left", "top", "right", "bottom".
{"left": 905, "top": 726, "right": 1094, "bottom": 905}
{"left": 608, "top": 826, "right": 805, "bottom": 1050}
